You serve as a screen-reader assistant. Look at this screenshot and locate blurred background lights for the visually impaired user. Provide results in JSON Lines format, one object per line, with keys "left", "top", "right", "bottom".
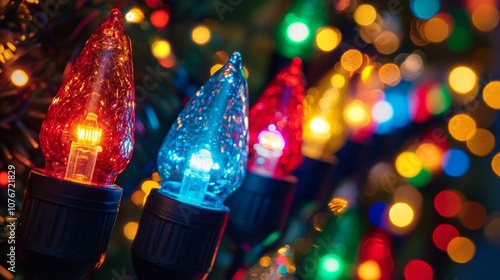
{"left": 491, "top": 152, "right": 500, "bottom": 176}
{"left": 341, "top": 49, "right": 363, "bottom": 72}
{"left": 150, "top": 9, "right": 170, "bottom": 28}
{"left": 466, "top": 128, "right": 495, "bottom": 156}
{"left": 416, "top": 143, "right": 442, "bottom": 172}
{"left": 404, "top": 260, "right": 433, "bottom": 280}
{"left": 369, "top": 202, "right": 389, "bottom": 227}
{"left": 357, "top": 260, "right": 381, "bottom": 280}
{"left": 378, "top": 63, "right": 401, "bottom": 86}
{"left": 483, "top": 81, "right": 500, "bottom": 109}
{"left": 432, "top": 224, "right": 459, "bottom": 251}
{"left": 423, "top": 14, "right": 451, "bottom": 43}
{"left": 210, "top": 63, "right": 224, "bottom": 75}
{"left": 287, "top": 22, "right": 310, "bottom": 42}
{"left": 484, "top": 215, "right": 500, "bottom": 244}
{"left": 141, "top": 179, "right": 159, "bottom": 195}
{"left": 354, "top": 4, "right": 377, "bottom": 26}
{"left": 447, "top": 237, "right": 475, "bottom": 263}
{"left": 410, "top": 0, "right": 440, "bottom": 19}
{"left": 458, "top": 201, "right": 487, "bottom": 230}
{"left": 331, "top": 73, "right": 346, "bottom": 88}
{"left": 442, "top": 149, "right": 470, "bottom": 177}
{"left": 319, "top": 254, "right": 343, "bottom": 278}
{"left": 11, "top": 69, "right": 28, "bottom": 87}
{"left": 395, "top": 151, "right": 422, "bottom": 178}
{"left": 394, "top": 185, "right": 423, "bottom": 210}
{"left": 344, "top": 100, "right": 371, "bottom": 127}
{"left": 151, "top": 40, "right": 171, "bottom": 60}
{"left": 448, "top": 66, "right": 477, "bottom": 94}
{"left": 371, "top": 100, "right": 393, "bottom": 124}
{"left": 374, "top": 31, "right": 400, "bottom": 55}
{"left": 123, "top": 221, "right": 139, "bottom": 240}
{"left": 389, "top": 202, "right": 414, "bottom": 228}
{"left": 125, "top": 8, "right": 144, "bottom": 23}
{"left": 471, "top": 4, "right": 499, "bottom": 32}
{"left": 316, "top": 26, "right": 341, "bottom": 51}
{"left": 434, "top": 190, "right": 462, "bottom": 218}
{"left": 191, "top": 25, "right": 211, "bottom": 45}
{"left": 448, "top": 114, "right": 476, "bottom": 141}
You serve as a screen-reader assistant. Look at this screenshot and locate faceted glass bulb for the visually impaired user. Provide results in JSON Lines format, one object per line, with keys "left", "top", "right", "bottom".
{"left": 248, "top": 58, "right": 306, "bottom": 178}
{"left": 157, "top": 52, "right": 249, "bottom": 210}
{"left": 39, "top": 9, "right": 135, "bottom": 186}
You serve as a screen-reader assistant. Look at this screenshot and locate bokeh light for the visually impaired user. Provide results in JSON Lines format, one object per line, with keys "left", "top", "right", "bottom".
{"left": 400, "top": 53, "right": 424, "bottom": 80}
{"left": 471, "top": 4, "right": 499, "bottom": 32}
{"left": 331, "top": 73, "right": 346, "bottom": 88}
{"left": 482, "top": 81, "right": 500, "bottom": 109}
{"left": 442, "top": 149, "right": 470, "bottom": 177}
{"left": 123, "top": 222, "right": 139, "bottom": 240}
{"left": 372, "top": 100, "right": 393, "bottom": 124}
{"left": 362, "top": 236, "right": 391, "bottom": 260}
{"left": 378, "top": 63, "right": 401, "bottom": 86}
{"left": 492, "top": 152, "right": 500, "bottom": 176}
{"left": 389, "top": 202, "right": 414, "bottom": 228}
{"left": 210, "top": 63, "right": 224, "bottom": 75}
{"left": 447, "top": 237, "right": 475, "bottom": 263}
{"left": 407, "top": 168, "right": 432, "bottom": 188}
{"left": 432, "top": 224, "right": 459, "bottom": 251}
{"left": 434, "top": 190, "right": 462, "bottom": 218}
{"left": 11, "top": 69, "right": 29, "bottom": 87}
{"left": 141, "top": 180, "right": 160, "bottom": 195}
{"left": 344, "top": 100, "right": 371, "bottom": 127}
{"left": 374, "top": 31, "right": 400, "bottom": 55}
{"left": 316, "top": 26, "right": 341, "bottom": 51}
{"left": 341, "top": 49, "right": 363, "bottom": 72}
{"left": 150, "top": 9, "right": 170, "bottom": 29}
{"left": 125, "top": 8, "right": 145, "bottom": 23}
{"left": 287, "top": 22, "right": 310, "bottom": 43}
{"left": 0, "top": 171, "right": 8, "bottom": 185}
{"left": 411, "top": 0, "right": 440, "bottom": 19}
{"left": 423, "top": 14, "right": 451, "bottom": 43}
{"left": 416, "top": 143, "right": 442, "bottom": 172}
{"left": 369, "top": 202, "right": 389, "bottom": 227}
{"left": 358, "top": 260, "right": 381, "bottom": 280}
{"left": 404, "top": 260, "right": 433, "bottom": 280}
{"left": 448, "top": 114, "right": 476, "bottom": 141}
{"left": 394, "top": 185, "right": 423, "bottom": 210}
{"left": 151, "top": 40, "right": 171, "bottom": 60}
{"left": 354, "top": 4, "right": 377, "bottom": 26}
{"left": 466, "top": 128, "right": 495, "bottom": 156}
{"left": 319, "top": 255, "right": 343, "bottom": 278}
{"left": 395, "top": 151, "right": 423, "bottom": 178}
{"left": 448, "top": 66, "right": 477, "bottom": 94}
{"left": 131, "top": 190, "right": 146, "bottom": 206}
{"left": 191, "top": 25, "right": 211, "bottom": 45}
{"left": 484, "top": 215, "right": 500, "bottom": 244}
{"left": 458, "top": 201, "right": 487, "bottom": 230}
{"left": 426, "top": 84, "right": 452, "bottom": 115}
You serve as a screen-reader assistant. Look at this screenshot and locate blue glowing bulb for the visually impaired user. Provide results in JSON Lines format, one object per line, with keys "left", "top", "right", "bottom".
{"left": 157, "top": 52, "right": 249, "bottom": 210}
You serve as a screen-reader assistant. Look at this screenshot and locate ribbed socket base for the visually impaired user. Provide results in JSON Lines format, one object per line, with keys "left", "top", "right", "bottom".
{"left": 131, "top": 189, "right": 229, "bottom": 280}
{"left": 225, "top": 171, "right": 296, "bottom": 246}
{"left": 17, "top": 170, "right": 122, "bottom": 280}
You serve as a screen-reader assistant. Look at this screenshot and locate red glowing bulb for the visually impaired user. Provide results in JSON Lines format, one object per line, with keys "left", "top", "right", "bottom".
{"left": 248, "top": 58, "right": 305, "bottom": 178}
{"left": 39, "top": 9, "right": 135, "bottom": 186}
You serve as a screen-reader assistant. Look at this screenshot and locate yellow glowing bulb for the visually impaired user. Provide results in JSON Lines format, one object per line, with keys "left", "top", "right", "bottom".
{"left": 395, "top": 151, "right": 422, "bottom": 178}
{"left": 123, "top": 222, "right": 139, "bottom": 240}
{"left": 151, "top": 40, "right": 171, "bottom": 60}
{"left": 389, "top": 202, "right": 414, "bottom": 228}
{"left": 483, "top": 81, "right": 500, "bottom": 109}
{"left": 354, "top": 4, "right": 377, "bottom": 26}
{"left": 357, "top": 260, "right": 381, "bottom": 280}
{"left": 11, "top": 69, "right": 29, "bottom": 87}
{"left": 331, "top": 74, "right": 346, "bottom": 88}
{"left": 192, "top": 25, "right": 211, "bottom": 45}
{"left": 316, "top": 27, "right": 342, "bottom": 52}
{"left": 448, "top": 66, "right": 477, "bottom": 94}
{"left": 344, "top": 100, "right": 370, "bottom": 127}
{"left": 309, "top": 116, "right": 331, "bottom": 140}
{"left": 448, "top": 114, "right": 476, "bottom": 142}
{"left": 125, "top": 8, "right": 144, "bottom": 23}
